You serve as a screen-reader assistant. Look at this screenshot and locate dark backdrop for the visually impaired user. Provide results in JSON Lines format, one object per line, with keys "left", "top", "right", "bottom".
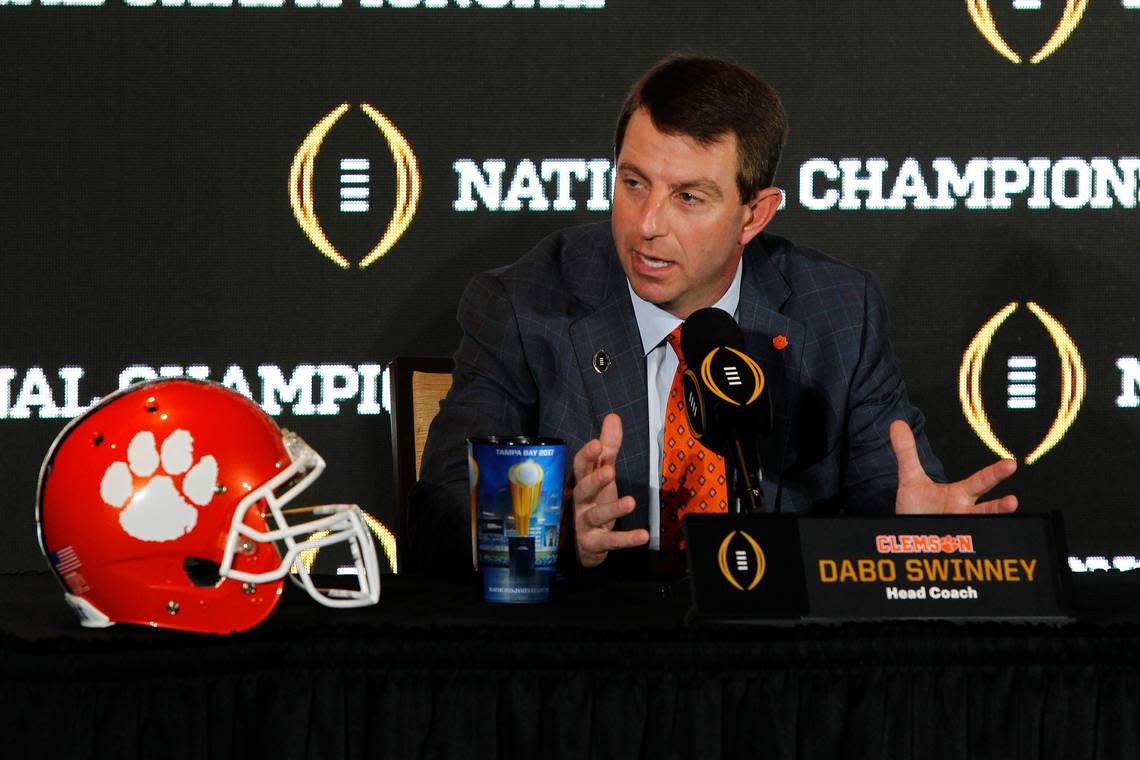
{"left": 3, "top": 0, "right": 1138, "bottom": 576}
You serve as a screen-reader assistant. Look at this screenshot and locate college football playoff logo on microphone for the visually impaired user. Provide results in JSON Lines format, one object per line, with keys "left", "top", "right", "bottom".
{"left": 679, "top": 309, "right": 767, "bottom": 444}
{"left": 289, "top": 103, "right": 421, "bottom": 269}
{"left": 966, "top": 0, "right": 1087, "bottom": 64}
{"left": 960, "top": 301, "right": 1085, "bottom": 464}
{"left": 680, "top": 351, "right": 765, "bottom": 441}
{"left": 700, "top": 347, "right": 765, "bottom": 407}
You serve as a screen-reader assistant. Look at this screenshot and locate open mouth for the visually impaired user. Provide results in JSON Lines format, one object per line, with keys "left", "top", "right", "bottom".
{"left": 636, "top": 252, "right": 672, "bottom": 270}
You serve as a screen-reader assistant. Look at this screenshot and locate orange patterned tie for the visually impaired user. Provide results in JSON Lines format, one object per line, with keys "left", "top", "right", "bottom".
{"left": 659, "top": 325, "right": 728, "bottom": 573}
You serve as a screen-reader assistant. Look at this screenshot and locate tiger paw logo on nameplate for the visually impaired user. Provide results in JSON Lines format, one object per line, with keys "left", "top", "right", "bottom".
{"left": 289, "top": 103, "right": 421, "bottom": 269}
{"left": 966, "top": 0, "right": 1087, "bottom": 64}
{"left": 99, "top": 430, "right": 218, "bottom": 542}
{"left": 717, "top": 530, "right": 766, "bottom": 591}
{"left": 960, "top": 301, "right": 1085, "bottom": 464}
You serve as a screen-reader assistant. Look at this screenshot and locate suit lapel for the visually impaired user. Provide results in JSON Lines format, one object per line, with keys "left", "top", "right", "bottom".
{"left": 567, "top": 246, "right": 651, "bottom": 528}
{"left": 737, "top": 245, "right": 805, "bottom": 485}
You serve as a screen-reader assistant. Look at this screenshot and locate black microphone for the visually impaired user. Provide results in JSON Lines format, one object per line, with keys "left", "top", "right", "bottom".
{"left": 679, "top": 308, "right": 771, "bottom": 513}
{"left": 681, "top": 306, "right": 745, "bottom": 361}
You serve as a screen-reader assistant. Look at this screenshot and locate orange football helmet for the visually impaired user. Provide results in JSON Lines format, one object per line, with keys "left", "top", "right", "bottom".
{"left": 36, "top": 379, "right": 380, "bottom": 633}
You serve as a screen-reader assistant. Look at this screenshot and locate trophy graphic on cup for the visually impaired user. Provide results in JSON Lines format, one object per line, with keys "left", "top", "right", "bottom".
{"left": 468, "top": 437, "right": 566, "bottom": 602}
{"left": 508, "top": 459, "right": 543, "bottom": 537}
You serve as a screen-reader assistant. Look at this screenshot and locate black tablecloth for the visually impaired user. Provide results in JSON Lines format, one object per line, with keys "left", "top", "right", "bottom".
{"left": 3, "top": 572, "right": 1140, "bottom": 759}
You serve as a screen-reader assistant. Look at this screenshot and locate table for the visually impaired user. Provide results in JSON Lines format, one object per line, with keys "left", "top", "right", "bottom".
{"left": 2, "top": 572, "right": 1139, "bottom": 759}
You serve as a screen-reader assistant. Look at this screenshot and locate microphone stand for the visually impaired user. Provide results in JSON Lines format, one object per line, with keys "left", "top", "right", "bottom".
{"left": 727, "top": 433, "right": 763, "bottom": 514}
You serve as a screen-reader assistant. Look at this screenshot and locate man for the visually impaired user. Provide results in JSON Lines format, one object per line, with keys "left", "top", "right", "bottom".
{"left": 408, "top": 56, "right": 1017, "bottom": 576}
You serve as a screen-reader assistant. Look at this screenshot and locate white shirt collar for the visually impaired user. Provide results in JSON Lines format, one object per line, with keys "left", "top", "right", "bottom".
{"left": 627, "top": 258, "right": 744, "bottom": 356}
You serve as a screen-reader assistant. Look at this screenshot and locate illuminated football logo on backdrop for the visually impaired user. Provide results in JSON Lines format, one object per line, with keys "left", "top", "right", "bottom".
{"left": 966, "top": 0, "right": 1087, "bottom": 64}
{"left": 960, "top": 302, "right": 1085, "bottom": 464}
{"left": 289, "top": 103, "right": 420, "bottom": 269}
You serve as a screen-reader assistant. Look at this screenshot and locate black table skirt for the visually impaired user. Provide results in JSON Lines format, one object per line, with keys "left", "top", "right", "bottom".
{"left": 3, "top": 572, "right": 1140, "bottom": 759}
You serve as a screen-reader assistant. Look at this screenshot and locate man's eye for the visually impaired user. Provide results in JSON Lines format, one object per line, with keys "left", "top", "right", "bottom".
{"left": 679, "top": 192, "right": 701, "bottom": 204}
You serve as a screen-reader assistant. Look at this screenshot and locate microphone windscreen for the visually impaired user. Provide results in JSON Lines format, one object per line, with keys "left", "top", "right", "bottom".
{"left": 680, "top": 307, "right": 744, "bottom": 365}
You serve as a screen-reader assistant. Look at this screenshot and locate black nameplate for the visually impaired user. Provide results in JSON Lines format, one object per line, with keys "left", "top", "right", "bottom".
{"left": 684, "top": 513, "right": 1072, "bottom": 623}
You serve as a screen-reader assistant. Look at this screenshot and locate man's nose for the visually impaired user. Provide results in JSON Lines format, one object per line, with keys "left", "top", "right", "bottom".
{"left": 638, "top": 193, "right": 668, "bottom": 239}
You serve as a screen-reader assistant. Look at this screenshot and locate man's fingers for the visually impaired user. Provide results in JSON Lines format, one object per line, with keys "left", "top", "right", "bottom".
{"left": 969, "top": 494, "right": 1018, "bottom": 514}
{"left": 889, "top": 420, "right": 925, "bottom": 484}
{"left": 572, "top": 463, "right": 614, "bottom": 505}
{"left": 572, "top": 415, "right": 624, "bottom": 489}
{"left": 580, "top": 494, "right": 635, "bottom": 529}
{"left": 572, "top": 438, "right": 603, "bottom": 482}
{"left": 574, "top": 414, "right": 634, "bottom": 569}
{"left": 960, "top": 458, "right": 1017, "bottom": 501}
{"left": 580, "top": 526, "right": 649, "bottom": 555}
{"left": 598, "top": 413, "right": 623, "bottom": 466}
{"left": 893, "top": 422, "right": 1019, "bottom": 516}
{"left": 603, "top": 528, "right": 650, "bottom": 550}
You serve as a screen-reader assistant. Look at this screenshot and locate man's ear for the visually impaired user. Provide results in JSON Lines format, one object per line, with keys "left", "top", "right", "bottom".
{"left": 738, "top": 187, "right": 784, "bottom": 247}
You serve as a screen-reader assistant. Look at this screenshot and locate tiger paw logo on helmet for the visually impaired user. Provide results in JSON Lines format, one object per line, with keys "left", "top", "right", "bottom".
{"left": 99, "top": 430, "right": 218, "bottom": 542}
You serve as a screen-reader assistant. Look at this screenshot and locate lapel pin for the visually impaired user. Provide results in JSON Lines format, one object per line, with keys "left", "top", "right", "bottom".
{"left": 772, "top": 335, "right": 789, "bottom": 350}
{"left": 592, "top": 349, "right": 611, "bottom": 374}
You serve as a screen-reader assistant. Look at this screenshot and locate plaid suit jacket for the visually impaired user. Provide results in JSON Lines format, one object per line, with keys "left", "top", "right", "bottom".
{"left": 408, "top": 222, "right": 944, "bottom": 574}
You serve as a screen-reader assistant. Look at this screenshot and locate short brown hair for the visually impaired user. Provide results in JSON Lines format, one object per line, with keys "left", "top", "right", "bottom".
{"left": 614, "top": 55, "right": 789, "bottom": 202}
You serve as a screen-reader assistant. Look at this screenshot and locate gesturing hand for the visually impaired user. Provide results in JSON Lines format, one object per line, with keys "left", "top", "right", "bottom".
{"left": 891, "top": 420, "right": 1018, "bottom": 515}
{"left": 571, "top": 413, "right": 650, "bottom": 568}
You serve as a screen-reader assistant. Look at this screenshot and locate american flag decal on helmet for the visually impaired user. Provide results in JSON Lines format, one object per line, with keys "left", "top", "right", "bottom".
{"left": 51, "top": 546, "right": 90, "bottom": 594}
{"left": 51, "top": 546, "right": 81, "bottom": 574}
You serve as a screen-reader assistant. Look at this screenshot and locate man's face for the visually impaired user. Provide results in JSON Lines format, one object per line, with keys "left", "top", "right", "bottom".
{"left": 612, "top": 108, "right": 766, "bottom": 319}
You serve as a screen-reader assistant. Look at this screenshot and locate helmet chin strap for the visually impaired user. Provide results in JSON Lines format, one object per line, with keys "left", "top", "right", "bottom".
{"left": 218, "top": 431, "right": 381, "bottom": 608}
